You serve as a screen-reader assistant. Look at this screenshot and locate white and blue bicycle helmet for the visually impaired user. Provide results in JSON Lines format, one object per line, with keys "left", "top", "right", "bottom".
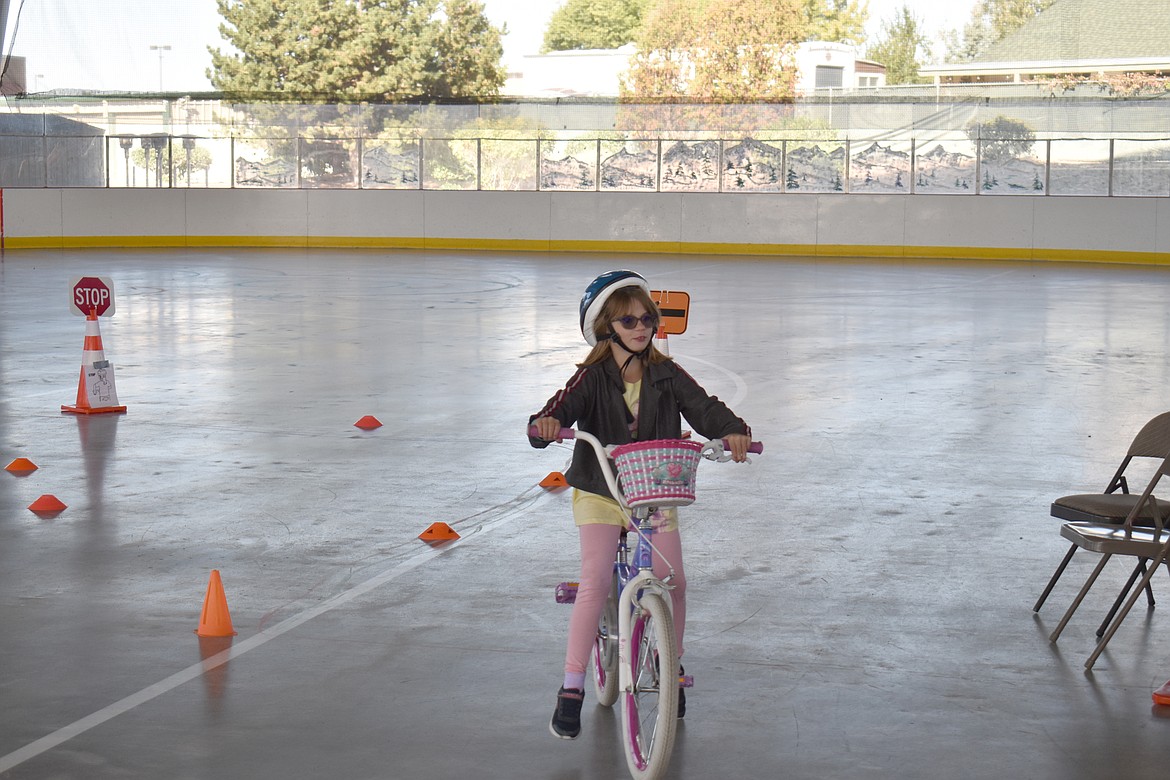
{"left": 579, "top": 269, "right": 651, "bottom": 346}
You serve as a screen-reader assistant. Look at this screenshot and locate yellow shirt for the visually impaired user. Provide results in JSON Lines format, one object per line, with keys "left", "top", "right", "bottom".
{"left": 571, "top": 378, "right": 678, "bottom": 531}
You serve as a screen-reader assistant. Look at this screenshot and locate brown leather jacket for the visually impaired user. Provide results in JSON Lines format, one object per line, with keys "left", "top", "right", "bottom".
{"left": 528, "top": 358, "right": 751, "bottom": 500}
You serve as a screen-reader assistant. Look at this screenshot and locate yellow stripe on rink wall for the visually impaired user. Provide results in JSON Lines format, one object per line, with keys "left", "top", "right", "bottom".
{"left": 4, "top": 234, "right": 1168, "bottom": 266}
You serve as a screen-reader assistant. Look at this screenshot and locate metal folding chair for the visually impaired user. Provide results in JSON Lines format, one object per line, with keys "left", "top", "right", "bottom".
{"left": 1033, "top": 411, "right": 1170, "bottom": 631}
{"left": 1047, "top": 450, "right": 1170, "bottom": 669}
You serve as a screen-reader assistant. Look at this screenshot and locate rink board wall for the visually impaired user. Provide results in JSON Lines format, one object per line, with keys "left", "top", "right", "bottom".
{"left": 3, "top": 189, "right": 1169, "bottom": 265}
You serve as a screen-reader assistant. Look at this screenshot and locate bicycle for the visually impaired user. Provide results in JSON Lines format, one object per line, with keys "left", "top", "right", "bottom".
{"left": 533, "top": 426, "right": 762, "bottom": 780}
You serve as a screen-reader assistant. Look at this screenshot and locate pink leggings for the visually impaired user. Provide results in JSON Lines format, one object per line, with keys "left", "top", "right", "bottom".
{"left": 564, "top": 523, "right": 686, "bottom": 675}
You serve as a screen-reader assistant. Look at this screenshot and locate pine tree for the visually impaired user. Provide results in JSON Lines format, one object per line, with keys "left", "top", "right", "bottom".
{"left": 208, "top": 0, "right": 504, "bottom": 101}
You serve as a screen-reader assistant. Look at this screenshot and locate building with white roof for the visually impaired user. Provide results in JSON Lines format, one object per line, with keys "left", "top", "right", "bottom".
{"left": 504, "top": 41, "right": 884, "bottom": 98}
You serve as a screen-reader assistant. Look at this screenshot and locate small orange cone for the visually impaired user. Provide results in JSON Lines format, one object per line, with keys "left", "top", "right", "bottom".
{"left": 540, "top": 471, "right": 568, "bottom": 489}
{"left": 354, "top": 415, "right": 383, "bottom": 430}
{"left": 419, "top": 522, "right": 460, "bottom": 542}
{"left": 61, "top": 312, "right": 127, "bottom": 415}
{"left": 654, "top": 325, "right": 670, "bottom": 357}
{"left": 28, "top": 494, "right": 67, "bottom": 516}
{"left": 1154, "top": 680, "right": 1170, "bottom": 706}
{"left": 5, "top": 457, "right": 38, "bottom": 475}
{"left": 195, "top": 570, "right": 238, "bottom": 637}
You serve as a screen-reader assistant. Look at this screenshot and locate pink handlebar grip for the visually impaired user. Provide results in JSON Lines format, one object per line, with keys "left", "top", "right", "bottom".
{"left": 528, "top": 424, "right": 576, "bottom": 440}
{"left": 719, "top": 439, "right": 764, "bottom": 454}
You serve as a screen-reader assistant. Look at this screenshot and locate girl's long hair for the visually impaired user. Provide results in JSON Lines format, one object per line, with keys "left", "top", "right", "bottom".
{"left": 579, "top": 286, "right": 670, "bottom": 367}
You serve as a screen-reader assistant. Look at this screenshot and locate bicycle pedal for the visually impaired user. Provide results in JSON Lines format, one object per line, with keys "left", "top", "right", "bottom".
{"left": 554, "top": 581, "right": 579, "bottom": 604}
{"left": 679, "top": 674, "right": 694, "bottom": 688}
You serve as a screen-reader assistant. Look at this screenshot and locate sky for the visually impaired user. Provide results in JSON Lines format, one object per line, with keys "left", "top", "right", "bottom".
{"left": 2, "top": 0, "right": 978, "bottom": 94}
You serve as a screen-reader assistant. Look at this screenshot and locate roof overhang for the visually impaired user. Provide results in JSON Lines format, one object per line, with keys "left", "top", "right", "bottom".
{"left": 921, "top": 56, "right": 1170, "bottom": 80}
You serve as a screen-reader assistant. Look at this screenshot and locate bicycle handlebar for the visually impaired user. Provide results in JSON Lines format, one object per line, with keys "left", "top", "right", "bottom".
{"left": 528, "top": 425, "right": 763, "bottom": 455}
{"left": 529, "top": 425, "right": 761, "bottom": 511}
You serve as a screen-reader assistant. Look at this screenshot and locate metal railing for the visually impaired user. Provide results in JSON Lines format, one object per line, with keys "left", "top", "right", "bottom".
{"left": 2, "top": 133, "right": 1166, "bottom": 197}
{"left": 1, "top": 98, "right": 1168, "bottom": 196}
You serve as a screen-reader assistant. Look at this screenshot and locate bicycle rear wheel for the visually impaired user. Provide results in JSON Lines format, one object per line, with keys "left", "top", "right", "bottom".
{"left": 592, "top": 572, "right": 620, "bottom": 707}
{"left": 620, "top": 592, "right": 678, "bottom": 780}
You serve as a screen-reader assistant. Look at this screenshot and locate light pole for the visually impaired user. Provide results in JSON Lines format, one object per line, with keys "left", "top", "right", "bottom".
{"left": 149, "top": 44, "right": 171, "bottom": 92}
{"left": 118, "top": 136, "right": 133, "bottom": 187}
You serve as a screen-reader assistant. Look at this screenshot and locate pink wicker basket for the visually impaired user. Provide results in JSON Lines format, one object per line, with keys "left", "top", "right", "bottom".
{"left": 611, "top": 439, "right": 704, "bottom": 507}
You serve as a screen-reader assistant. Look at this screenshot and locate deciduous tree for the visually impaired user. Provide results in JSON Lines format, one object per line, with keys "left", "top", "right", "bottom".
{"left": 542, "top": 0, "right": 650, "bottom": 52}
{"left": 965, "top": 115, "right": 1035, "bottom": 162}
{"left": 802, "top": 0, "right": 868, "bottom": 44}
{"left": 865, "top": 4, "right": 930, "bottom": 84}
{"left": 622, "top": 0, "right": 807, "bottom": 103}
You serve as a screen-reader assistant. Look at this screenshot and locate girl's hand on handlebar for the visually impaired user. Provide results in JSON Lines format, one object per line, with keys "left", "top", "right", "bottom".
{"left": 724, "top": 433, "right": 752, "bottom": 463}
{"left": 532, "top": 416, "right": 565, "bottom": 442}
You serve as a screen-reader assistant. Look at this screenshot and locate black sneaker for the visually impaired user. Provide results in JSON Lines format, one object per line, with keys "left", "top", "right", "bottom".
{"left": 677, "top": 665, "right": 686, "bottom": 719}
{"left": 549, "top": 687, "right": 584, "bottom": 739}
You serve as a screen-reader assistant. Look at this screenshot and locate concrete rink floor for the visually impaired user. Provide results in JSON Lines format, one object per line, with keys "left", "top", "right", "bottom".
{"left": 2, "top": 247, "right": 1170, "bottom": 779}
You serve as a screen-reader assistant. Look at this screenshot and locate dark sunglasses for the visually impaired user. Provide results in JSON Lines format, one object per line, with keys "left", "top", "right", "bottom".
{"left": 612, "top": 314, "right": 658, "bottom": 330}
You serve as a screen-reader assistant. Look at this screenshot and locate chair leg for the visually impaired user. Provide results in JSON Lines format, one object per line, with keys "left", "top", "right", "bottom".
{"left": 1095, "top": 559, "right": 1148, "bottom": 637}
{"left": 1034, "top": 544, "right": 1078, "bottom": 613}
{"left": 1051, "top": 553, "right": 1111, "bottom": 643}
{"left": 1085, "top": 551, "right": 1169, "bottom": 670}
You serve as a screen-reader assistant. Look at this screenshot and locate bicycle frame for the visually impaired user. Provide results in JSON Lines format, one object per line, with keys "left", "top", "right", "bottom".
{"left": 615, "top": 512, "right": 675, "bottom": 695}
{"left": 535, "top": 424, "right": 760, "bottom": 779}
{"left": 544, "top": 427, "right": 761, "bottom": 674}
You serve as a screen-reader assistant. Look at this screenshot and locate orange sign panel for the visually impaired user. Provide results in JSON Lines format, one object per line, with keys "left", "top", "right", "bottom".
{"left": 651, "top": 290, "right": 689, "bottom": 335}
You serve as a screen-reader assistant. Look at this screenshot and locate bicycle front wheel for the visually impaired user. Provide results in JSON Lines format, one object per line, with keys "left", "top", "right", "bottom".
{"left": 592, "top": 572, "right": 620, "bottom": 707}
{"left": 620, "top": 591, "right": 678, "bottom": 780}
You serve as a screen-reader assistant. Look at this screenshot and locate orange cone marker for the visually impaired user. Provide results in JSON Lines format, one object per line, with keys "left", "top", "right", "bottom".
{"left": 354, "top": 415, "right": 383, "bottom": 430}
{"left": 61, "top": 312, "right": 127, "bottom": 415}
{"left": 540, "top": 470, "right": 568, "bottom": 488}
{"left": 540, "top": 471, "right": 568, "bottom": 489}
{"left": 195, "top": 570, "right": 238, "bottom": 637}
{"left": 28, "top": 495, "right": 67, "bottom": 515}
{"left": 5, "top": 457, "right": 38, "bottom": 475}
{"left": 419, "top": 522, "right": 460, "bottom": 542}
{"left": 654, "top": 325, "right": 670, "bottom": 357}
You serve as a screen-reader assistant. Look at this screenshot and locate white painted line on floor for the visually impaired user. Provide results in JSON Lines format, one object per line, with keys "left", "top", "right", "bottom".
{"left": 0, "top": 490, "right": 543, "bottom": 774}
{"left": 672, "top": 352, "right": 749, "bottom": 408}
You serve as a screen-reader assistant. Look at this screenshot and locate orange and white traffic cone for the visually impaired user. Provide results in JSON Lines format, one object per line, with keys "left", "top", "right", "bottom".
{"left": 61, "top": 312, "right": 127, "bottom": 415}
{"left": 654, "top": 325, "right": 670, "bottom": 357}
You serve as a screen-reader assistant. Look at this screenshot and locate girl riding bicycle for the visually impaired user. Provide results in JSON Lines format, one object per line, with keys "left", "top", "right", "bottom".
{"left": 529, "top": 269, "right": 752, "bottom": 740}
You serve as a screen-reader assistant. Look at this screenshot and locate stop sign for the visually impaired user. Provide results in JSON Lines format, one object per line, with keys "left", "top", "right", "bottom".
{"left": 70, "top": 276, "right": 116, "bottom": 317}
